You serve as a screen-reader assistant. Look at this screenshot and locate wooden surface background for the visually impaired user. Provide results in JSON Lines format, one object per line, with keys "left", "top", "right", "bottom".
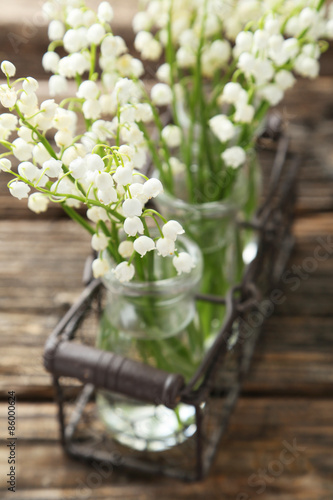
{"left": 1, "top": 1, "right": 333, "bottom": 499}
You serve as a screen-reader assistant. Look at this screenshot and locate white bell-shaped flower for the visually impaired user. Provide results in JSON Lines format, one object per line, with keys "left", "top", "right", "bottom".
{"left": 95, "top": 172, "right": 114, "bottom": 191}
{"left": 0, "top": 158, "right": 12, "bottom": 172}
{"left": 63, "top": 29, "right": 83, "bottom": 53}
{"left": 23, "top": 77, "right": 39, "bottom": 94}
{"left": 113, "top": 166, "right": 133, "bottom": 186}
{"left": 82, "top": 99, "right": 102, "bottom": 120}
{"left": 9, "top": 181, "right": 30, "bottom": 199}
{"left": 77, "top": 81, "right": 99, "bottom": 100}
{"left": 275, "top": 70, "right": 296, "bottom": 91}
{"left": 28, "top": 193, "right": 49, "bottom": 213}
{"left": 172, "top": 252, "right": 195, "bottom": 275}
{"left": 87, "top": 206, "right": 109, "bottom": 223}
{"left": 143, "top": 178, "right": 163, "bottom": 199}
{"left": 66, "top": 8, "right": 84, "bottom": 28}
{"left": 132, "top": 11, "right": 151, "bottom": 33}
{"left": 12, "top": 138, "right": 33, "bottom": 162}
{"left": 259, "top": 84, "right": 284, "bottom": 106}
{"left": 42, "top": 52, "right": 60, "bottom": 73}
{"left": 86, "top": 154, "right": 104, "bottom": 171}
{"left": 118, "top": 240, "right": 134, "bottom": 258}
{"left": 234, "top": 103, "right": 255, "bottom": 124}
{"left": 0, "top": 84, "right": 17, "bottom": 108}
{"left": 55, "top": 130, "right": 74, "bottom": 148}
{"left": 161, "top": 125, "right": 182, "bottom": 148}
{"left": 92, "top": 258, "right": 110, "bottom": 278}
{"left": 122, "top": 198, "right": 143, "bottom": 217}
{"left": 97, "top": 187, "right": 118, "bottom": 205}
{"left": 42, "top": 159, "right": 63, "bottom": 178}
{"left": 91, "top": 233, "right": 109, "bottom": 252}
{"left": 87, "top": 23, "right": 106, "bottom": 45}
{"left": 135, "top": 103, "right": 153, "bottom": 123}
{"left": 134, "top": 235, "right": 155, "bottom": 257}
{"left": 69, "top": 157, "right": 87, "bottom": 180}
{"left": 98, "top": 2, "right": 114, "bottom": 23}
{"left": 1, "top": 60, "right": 16, "bottom": 77}
{"left": 222, "top": 82, "right": 243, "bottom": 104}
{"left": 33, "top": 143, "right": 52, "bottom": 166}
{"left": 123, "top": 216, "right": 144, "bottom": 236}
{"left": 49, "top": 75, "right": 68, "bottom": 96}
{"left": 209, "top": 115, "right": 235, "bottom": 143}
{"left": 48, "top": 20, "right": 65, "bottom": 41}
{"left": 0, "top": 113, "right": 17, "bottom": 131}
{"left": 156, "top": 237, "right": 175, "bottom": 257}
{"left": 221, "top": 147, "right": 246, "bottom": 169}
{"left": 18, "top": 161, "right": 40, "bottom": 182}
{"left": 162, "top": 220, "right": 185, "bottom": 241}
{"left": 151, "top": 83, "right": 173, "bottom": 106}
{"left": 18, "top": 91, "right": 38, "bottom": 116}
{"left": 113, "top": 261, "right": 135, "bottom": 282}
{"left": 127, "top": 183, "right": 148, "bottom": 204}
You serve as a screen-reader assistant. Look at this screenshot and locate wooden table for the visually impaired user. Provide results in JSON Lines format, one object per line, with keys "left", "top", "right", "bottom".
{"left": 1, "top": 3, "right": 333, "bottom": 498}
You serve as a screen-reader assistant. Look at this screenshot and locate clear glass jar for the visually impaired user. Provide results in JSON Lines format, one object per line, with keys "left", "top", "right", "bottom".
{"left": 155, "top": 150, "right": 262, "bottom": 341}
{"left": 96, "top": 236, "right": 203, "bottom": 452}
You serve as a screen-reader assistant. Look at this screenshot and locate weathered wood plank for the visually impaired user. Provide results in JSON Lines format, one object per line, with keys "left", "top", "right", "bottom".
{"left": 0, "top": 399, "right": 333, "bottom": 499}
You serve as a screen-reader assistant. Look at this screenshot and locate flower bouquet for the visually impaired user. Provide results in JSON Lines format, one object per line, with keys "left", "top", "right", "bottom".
{"left": 0, "top": 1, "right": 205, "bottom": 450}
{"left": 131, "top": 0, "right": 333, "bottom": 338}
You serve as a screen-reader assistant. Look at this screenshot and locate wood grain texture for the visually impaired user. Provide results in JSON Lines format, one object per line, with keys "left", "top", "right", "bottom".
{"left": 1, "top": 399, "right": 333, "bottom": 499}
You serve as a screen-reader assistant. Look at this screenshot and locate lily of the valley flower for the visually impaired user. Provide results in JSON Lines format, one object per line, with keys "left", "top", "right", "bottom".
{"left": 133, "top": 236, "right": 155, "bottom": 257}
{"left": 173, "top": 252, "right": 195, "bottom": 275}
{"left": 113, "top": 261, "right": 135, "bottom": 282}
{"left": 162, "top": 220, "right": 185, "bottom": 241}
{"left": 133, "top": 0, "right": 333, "bottom": 205}
{"left": 0, "top": 50, "right": 193, "bottom": 282}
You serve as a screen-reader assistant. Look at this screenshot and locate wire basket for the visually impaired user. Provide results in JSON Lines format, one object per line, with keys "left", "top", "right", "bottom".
{"left": 44, "top": 121, "right": 299, "bottom": 480}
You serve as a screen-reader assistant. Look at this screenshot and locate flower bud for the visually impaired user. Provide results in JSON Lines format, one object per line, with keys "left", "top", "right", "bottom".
{"left": 1, "top": 60, "right": 16, "bottom": 77}
{"left": 28, "top": 193, "right": 49, "bottom": 213}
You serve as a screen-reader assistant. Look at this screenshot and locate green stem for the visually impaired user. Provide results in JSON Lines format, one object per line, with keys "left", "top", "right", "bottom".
{"left": 138, "top": 122, "right": 172, "bottom": 190}
{"left": 89, "top": 43, "right": 97, "bottom": 80}
{"left": 61, "top": 203, "right": 95, "bottom": 235}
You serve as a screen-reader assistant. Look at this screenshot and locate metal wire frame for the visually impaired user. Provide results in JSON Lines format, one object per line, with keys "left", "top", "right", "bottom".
{"left": 44, "top": 127, "right": 300, "bottom": 481}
